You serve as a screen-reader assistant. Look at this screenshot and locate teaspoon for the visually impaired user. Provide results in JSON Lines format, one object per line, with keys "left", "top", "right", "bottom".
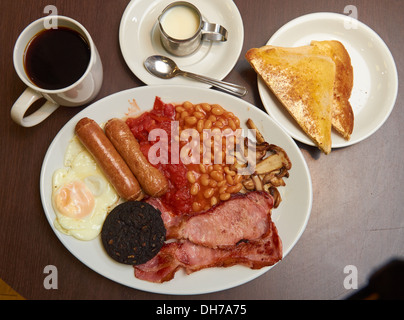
{"left": 144, "top": 55, "right": 247, "bottom": 97}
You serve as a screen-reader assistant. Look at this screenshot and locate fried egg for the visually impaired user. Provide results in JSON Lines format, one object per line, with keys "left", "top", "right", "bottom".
{"left": 52, "top": 136, "right": 119, "bottom": 240}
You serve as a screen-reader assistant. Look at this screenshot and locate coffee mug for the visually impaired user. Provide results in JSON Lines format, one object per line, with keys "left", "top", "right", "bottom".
{"left": 158, "top": 1, "right": 228, "bottom": 56}
{"left": 11, "top": 16, "right": 103, "bottom": 127}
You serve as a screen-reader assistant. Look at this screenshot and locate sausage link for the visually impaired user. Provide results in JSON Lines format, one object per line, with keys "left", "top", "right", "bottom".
{"left": 104, "top": 118, "right": 169, "bottom": 197}
{"left": 75, "top": 117, "right": 143, "bottom": 201}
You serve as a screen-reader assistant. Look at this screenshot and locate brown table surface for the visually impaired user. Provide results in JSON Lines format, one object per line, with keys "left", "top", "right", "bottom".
{"left": 1, "top": 0, "right": 403, "bottom": 300}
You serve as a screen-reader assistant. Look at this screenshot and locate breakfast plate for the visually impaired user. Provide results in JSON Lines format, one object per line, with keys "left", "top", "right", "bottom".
{"left": 257, "top": 12, "right": 398, "bottom": 149}
{"left": 40, "top": 85, "right": 312, "bottom": 295}
{"left": 119, "top": 0, "right": 244, "bottom": 87}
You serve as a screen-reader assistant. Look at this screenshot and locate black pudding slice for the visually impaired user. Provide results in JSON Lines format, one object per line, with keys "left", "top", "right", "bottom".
{"left": 101, "top": 201, "right": 166, "bottom": 265}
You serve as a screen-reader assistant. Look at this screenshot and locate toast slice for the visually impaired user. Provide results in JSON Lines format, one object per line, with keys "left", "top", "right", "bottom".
{"left": 310, "top": 40, "right": 354, "bottom": 140}
{"left": 246, "top": 45, "right": 335, "bottom": 154}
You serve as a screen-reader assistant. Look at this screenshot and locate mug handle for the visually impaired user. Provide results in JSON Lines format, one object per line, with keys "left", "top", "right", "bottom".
{"left": 11, "top": 87, "right": 59, "bottom": 127}
{"left": 201, "top": 21, "right": 228, "bottom": 42}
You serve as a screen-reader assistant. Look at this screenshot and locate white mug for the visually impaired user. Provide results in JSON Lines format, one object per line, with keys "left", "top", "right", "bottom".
{"left": 11, "top": 16, "right": 103, "bottom": 127}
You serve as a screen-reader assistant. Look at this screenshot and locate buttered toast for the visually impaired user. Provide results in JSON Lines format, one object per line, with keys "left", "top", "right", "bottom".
{"left": 246, "top": 45, "right": 335, "bottom": 154}
{"left": 310, "top": 40, "right": 354, "bottom": 140}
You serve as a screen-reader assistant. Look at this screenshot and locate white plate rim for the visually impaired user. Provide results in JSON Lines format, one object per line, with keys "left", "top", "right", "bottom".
{"left": 257, "top": 12, "right": 399, "bottom": 149}
{"left": 119, "top": 0, "right": 244, "bottom": 87}
{"left": 39, "top": 85, "right": 312, "bottom": 295}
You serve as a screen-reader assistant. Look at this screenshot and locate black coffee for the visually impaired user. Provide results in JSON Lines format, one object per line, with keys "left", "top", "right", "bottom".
{"left": 24, "top": 27, "right": 91, "bottom": 90}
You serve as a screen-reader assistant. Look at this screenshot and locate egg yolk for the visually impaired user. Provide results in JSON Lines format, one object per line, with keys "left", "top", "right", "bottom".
{"left": 54, "top": 180, "right": 95, "bottom": 219}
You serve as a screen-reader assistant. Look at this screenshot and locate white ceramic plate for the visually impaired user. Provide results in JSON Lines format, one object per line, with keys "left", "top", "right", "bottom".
{"left": 258, "top": 12, "right": 398, "bottom": 149}
{"left": 40, "top": 85, "right": 312, "bottom": 295}
{"left": 119, "top": 0, "right": 244, "bottom": 87}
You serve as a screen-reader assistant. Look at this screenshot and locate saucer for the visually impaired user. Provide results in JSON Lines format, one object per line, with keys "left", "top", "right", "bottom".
{"left": 119, "top": 0, "right": 244, "bottom": 87}
{"left": 257, "top": 12, "right": 398, "bottom": 149}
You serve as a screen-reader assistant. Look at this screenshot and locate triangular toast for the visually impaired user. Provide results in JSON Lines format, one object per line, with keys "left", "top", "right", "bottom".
{"left": 310, "top": 40, "right": 354, "bottom": 140}
{"left": 246, "top": 45, "right": 335, "bottom": 154}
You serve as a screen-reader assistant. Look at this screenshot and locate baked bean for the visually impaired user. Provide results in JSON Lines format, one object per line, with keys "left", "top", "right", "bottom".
{"left": 200, "top": 173, "right": 210, "bottom": 186}
{"left": 190, "top": 183, "right": 200, "bottom": 195}
{"left": 219, "top": 185, "right": 227, "bottom": 194}
{"left": 224, "top": 166, "right": 236, "bottom": 176}
{"left": 228, "top": 119, "right": 237, "bottom": 131}
{"left": 208, "top": 180, "right": 217, "bottom": 188}
{"left": 199, "top": 163, "right": 207, "bottom": 173}
{"left": 187, "top": 171, "right": 196, "bottom": 184}
{"left": 204, "top": 119, "right": 212, "bottom": 130}
{"left": 214, "top": 121, "right": 224, "bottom": 128}
{"left": 212, "top": 105, "right": 224, "bottom": 116}
{"left": 217, "top": 180, "right": 226, "bottom": 187}
{"left": 185, "top": 116, "right": 197, "bottom": 125}
{"left": 192, "top": 202, "right": 202, "bottom": 212}
{"left": 234, "top": 174, "right": 243, "bottom": 184}
{"left": 196, "top": 119, "right": 204, "bottom": 133}
{"left": 201, "top": 103, "right": 211, "bottom": 112}
{"left": 210, "top": 170, "right": 223, "bottom": 182}
{"left": 183, "top": 101, "right": 193, "bottom": 109}
{"left": 211, "top": 196, "right": 218, "bottom": 206}
{"left": 181, "top": 111, "right": 189, "bottom": 119}
{"left": 227, "top": 183, "right": 243, "bottom": 194}
{"left": 204, "top": 188, "right": 215, "bottom": 199}
{"left": 194, "top": 111, "right": 205, "bottom": 119}
{"left": 176, "top": 106, "right": 185, "bottom": 113}
{"left": 226, "top": 174, "right": 234, "bottom": 185}
{"left": 219, "top": 193, "right": 231, "bottom": 201}
{"left": 195, "top": 104, "right": 204, "bottom": 113}
{"left": 208, "top": 115, "right": 217, "bottom": 122}
{"left": 213, "top": 164, "right": 223, "bottom": 172}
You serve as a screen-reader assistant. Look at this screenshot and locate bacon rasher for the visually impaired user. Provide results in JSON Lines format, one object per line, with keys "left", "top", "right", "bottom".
{"left": 147, "top": 191, "right": 274, "bottom": 248}
{"left": 134, "top": 221, "right": 282, "bottom": 283}
{"left": 137, "top": 191, "right": 283, "bottom": 283}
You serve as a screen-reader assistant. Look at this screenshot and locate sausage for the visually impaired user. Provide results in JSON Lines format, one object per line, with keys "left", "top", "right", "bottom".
{"left": 75, "top": 117, "right": 143, "bottom": 201}
{"left": 104, "top": 118, "right": 169, "bottom": 197}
